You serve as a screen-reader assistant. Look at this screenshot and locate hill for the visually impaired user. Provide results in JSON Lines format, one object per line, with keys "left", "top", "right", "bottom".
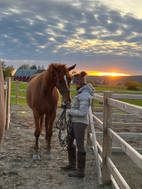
{"left": 87, "top": 75, "right": 142, "bottom": 85}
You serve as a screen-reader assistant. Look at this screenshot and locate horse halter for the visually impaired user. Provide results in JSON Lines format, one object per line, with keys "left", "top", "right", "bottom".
{"left": 53, "top": 71, "right": 70, "bottom": 93}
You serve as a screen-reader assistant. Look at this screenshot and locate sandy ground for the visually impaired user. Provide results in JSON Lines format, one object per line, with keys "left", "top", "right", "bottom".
{"left": 0, "top": 104, "right": 142, "bottom": 189}
{"left": 0, "top": 104, "right": 99, "bottom": 189}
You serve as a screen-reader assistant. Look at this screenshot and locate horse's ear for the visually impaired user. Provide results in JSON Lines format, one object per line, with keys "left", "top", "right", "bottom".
{"left": 51, "top": 64, "right": 60, "bottom": 73}
{"left": 68, "top": 64, "right": 76, "bottom": 72}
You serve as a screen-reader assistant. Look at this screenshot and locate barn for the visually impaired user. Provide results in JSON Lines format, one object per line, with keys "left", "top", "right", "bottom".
{"left": 13, "top": 69, "right": 45, "bottom": 82}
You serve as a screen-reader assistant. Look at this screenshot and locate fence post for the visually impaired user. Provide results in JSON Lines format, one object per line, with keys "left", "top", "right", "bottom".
{"left": 5, "top": 77, "right": 11, "bottom": 129}
{"left": 89, "top": 106, "right": 103, "bottom": 185}
{"left": 0, "top": 63, "right": 5, "bottom": 151}
{"left": 15, "top": 80, "right": 18, "bottom": 105}
{"left": 4, "top": 81, "right": 7, "bottom": 133}
{"left": 102, "top": 91, "right": 112, "bottom": 184}
{"left": 115, "top": 89, "right": 118, "bottom": 94}
{"left": 87, "top": 97, "right": 94, "bottom": 146}
{"left": 4, "top": 81, "right": 7, "bottom": 125}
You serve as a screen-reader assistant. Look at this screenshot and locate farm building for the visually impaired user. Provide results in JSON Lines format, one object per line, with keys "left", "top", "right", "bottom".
{"left": 13, "top": 69, "right": 45, "bottom": 82}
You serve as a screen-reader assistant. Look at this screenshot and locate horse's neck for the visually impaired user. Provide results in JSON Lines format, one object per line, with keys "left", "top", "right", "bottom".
{"left": 44, "top": 68, "right": 55, "bottom": 91}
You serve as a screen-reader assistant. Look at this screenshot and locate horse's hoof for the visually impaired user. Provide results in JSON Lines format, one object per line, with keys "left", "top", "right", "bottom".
{"left": 33, "top": 154, "right": 40, "bottom": 160}
{"left": 46, "top": 154, "right": 53, "bottom": 160}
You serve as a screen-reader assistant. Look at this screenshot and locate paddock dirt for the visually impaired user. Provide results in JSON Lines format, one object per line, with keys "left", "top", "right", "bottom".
{"left": 0, "top": 104, "right": 142, "bottom": 189}
{"left": 0, "top": 104, "right": 98, "bottom": 189}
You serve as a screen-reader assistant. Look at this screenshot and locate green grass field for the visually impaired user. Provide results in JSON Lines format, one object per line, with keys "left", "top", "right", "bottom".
{"left": 10, "top": 82, "right": 142, "bottom": 107}
{"left": 11, "top": 82, "right": 28, "bottom": 106}
{"left": 10, "top": 82, "right": 78, "bottom": 106}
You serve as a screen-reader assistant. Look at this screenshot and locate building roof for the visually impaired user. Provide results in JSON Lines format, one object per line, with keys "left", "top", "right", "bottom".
{"left": 13, "top": 69, "right": 45, "bottom": 77}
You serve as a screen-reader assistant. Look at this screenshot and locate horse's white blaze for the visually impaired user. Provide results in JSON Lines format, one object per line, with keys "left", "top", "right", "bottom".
{"left": 64, "top": 75, "right": 69, "bottom": 89}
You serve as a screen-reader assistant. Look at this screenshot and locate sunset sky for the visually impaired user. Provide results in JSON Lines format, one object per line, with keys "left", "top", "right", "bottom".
{"left": 0, "top": 0, "right": 142, "bottom": 76}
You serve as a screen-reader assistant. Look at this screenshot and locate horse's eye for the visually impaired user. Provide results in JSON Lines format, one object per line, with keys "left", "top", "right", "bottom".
{"left": 59, "top": 79, "right": 63, "bottom": 84}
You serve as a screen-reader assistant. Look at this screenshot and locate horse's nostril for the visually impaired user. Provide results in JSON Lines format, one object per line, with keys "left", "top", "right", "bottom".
{"left": 64, "top": 100, "right": 71, "bottom": 108}
{"left": 61, "top": 101, "right": 70, "bottom": 109}
{"left": 65, "top": 100, "right": 69, "bottom": 104}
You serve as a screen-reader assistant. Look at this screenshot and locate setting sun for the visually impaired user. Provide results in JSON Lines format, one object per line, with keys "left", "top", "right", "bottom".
{"left": 88, "top": 72, "right": 131, "bottom": 77}
{"left": 12, "top": 70, "right": 16, "bottom": 76}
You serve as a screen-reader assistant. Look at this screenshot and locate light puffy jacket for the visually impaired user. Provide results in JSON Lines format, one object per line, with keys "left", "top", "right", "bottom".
{"left": 67, "top": 83, "right": 95, "bottom": 125}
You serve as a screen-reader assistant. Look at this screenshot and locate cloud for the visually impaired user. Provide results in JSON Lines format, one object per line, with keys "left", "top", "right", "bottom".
{"left": 0, "top": 0, "right": 142, "bottom": 74}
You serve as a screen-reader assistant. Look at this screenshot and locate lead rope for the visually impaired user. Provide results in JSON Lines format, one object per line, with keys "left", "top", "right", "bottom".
{"left": 56, "top": 105, "right": 72, "bottom": 150}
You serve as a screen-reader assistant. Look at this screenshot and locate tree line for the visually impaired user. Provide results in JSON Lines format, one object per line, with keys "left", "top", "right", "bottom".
{"left": 0, "top": 60, "right": 45, "bottom": 79}
{"left": 17, "top": 64, "right": 45, "bottom": 70}
{"left": 1, "top": 60, "right": 142, "bottom": 91}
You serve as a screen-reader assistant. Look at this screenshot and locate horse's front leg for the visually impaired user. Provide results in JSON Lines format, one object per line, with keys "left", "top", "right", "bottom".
{"left": 33, "top": 113, "right": 43, "bottom": 160}
{"left": 45, "top": 112, "right": 56, "bottom": 160}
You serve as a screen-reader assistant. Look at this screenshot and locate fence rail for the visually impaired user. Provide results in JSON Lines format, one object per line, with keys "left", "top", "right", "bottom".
{"left": 11, "top": 81, "right": 27, "bottom": 105}
{"left": 87, "top": 91, "right": 142, "bottom": 188}
{"left": 96, "top": 92, "right": 142, "bottom": 100}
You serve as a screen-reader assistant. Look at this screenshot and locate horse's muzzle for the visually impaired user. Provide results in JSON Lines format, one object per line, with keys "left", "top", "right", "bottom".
{"left": 61, "top": 100, "right": 71, "bottom": 109}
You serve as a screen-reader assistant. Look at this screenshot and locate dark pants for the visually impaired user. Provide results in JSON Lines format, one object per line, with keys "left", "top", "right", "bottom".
{"left": 67, "top": 122, "right": 87, "bottom": 152}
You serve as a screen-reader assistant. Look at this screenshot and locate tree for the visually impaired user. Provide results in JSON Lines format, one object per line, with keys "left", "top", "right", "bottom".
{"left": 30, "top": 65, "right": 37, "bottom": 70}
{"left": 18, "top": 64, "right": 30, "bottom": 69}
{"left": 124, "top": 81, "right": 141, "bottom": 90}
{"left": 3, "top": 67, "right": 12, "bottom": 78}
{"left": 1, "top": 61, "right": 6, "bottom": 69}
{"left": 0, "top": 60, "right": 15, "bottom": 78}
{"left": 18, "top": 64, "right": 45, "bottom": 70}
{"left": 87, "top": 80, "right": 95, "bottom": 87}
{"left": 41, "top": 65, "right": 45, "bottom": 70}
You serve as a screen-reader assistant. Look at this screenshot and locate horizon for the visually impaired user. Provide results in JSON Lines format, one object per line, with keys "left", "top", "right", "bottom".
{"left": 87, "top": 74, "right": 142, "bottom": 77}
{"left": 12, "top": 68, "right": 142, "bottom": 77}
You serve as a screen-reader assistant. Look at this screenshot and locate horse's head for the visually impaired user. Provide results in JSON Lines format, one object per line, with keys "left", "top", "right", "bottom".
{"left": 52, "top": 63, "right": 76, "bottom": 107}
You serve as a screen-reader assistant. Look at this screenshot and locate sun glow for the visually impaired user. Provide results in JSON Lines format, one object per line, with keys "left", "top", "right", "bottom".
{"left": 88, "top": 72, "right": 131, "bottom": 77}
{"left": 12, "top": 70, "right": 16, "bottom": 76}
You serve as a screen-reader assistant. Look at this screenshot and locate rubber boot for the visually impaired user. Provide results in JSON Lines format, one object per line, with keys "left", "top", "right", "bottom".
{"left": 68, "top": 151, "right": 86, "bottom": 178}
{"left": 61, "top": 146, "right": 76, "bottom": 171}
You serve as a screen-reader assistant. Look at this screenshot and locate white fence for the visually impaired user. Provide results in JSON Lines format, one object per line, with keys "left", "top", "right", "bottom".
{"left": 11, "top": 81, "right": 27, "bottom": 105}
{"left": 0, "top": 64, "right": 5, "bottom": 150}
{"left": 4, "top": 77, "right": 11, "bottom": 129}
{"left": 87, "top": 91, "right": 142, "bottom": 188}
{"left": 0, "top": 65, "right": 11, "bottom": 149}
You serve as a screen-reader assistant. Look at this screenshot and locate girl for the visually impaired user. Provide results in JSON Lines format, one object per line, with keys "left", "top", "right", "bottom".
{"left": 61, "top": 71, "right": 94, "bottom": 178}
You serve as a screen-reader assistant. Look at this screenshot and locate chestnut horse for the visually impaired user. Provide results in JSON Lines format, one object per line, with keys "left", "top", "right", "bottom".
{"left": 26, "top": 63, "right": 76, "bottom": 159}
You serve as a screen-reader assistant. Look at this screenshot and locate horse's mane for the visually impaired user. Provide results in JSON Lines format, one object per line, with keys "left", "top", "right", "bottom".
{"left": 49, "top": 63, "right": 67, "bottom": 71}
{"left": 28, "top": 73, "right": 39, "bottom": 82}
{"left": 28, "top": 63, "right": 67, "bottom": 83}
{"left": 46, "top": 63, "right": 67, "bottom": 78}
